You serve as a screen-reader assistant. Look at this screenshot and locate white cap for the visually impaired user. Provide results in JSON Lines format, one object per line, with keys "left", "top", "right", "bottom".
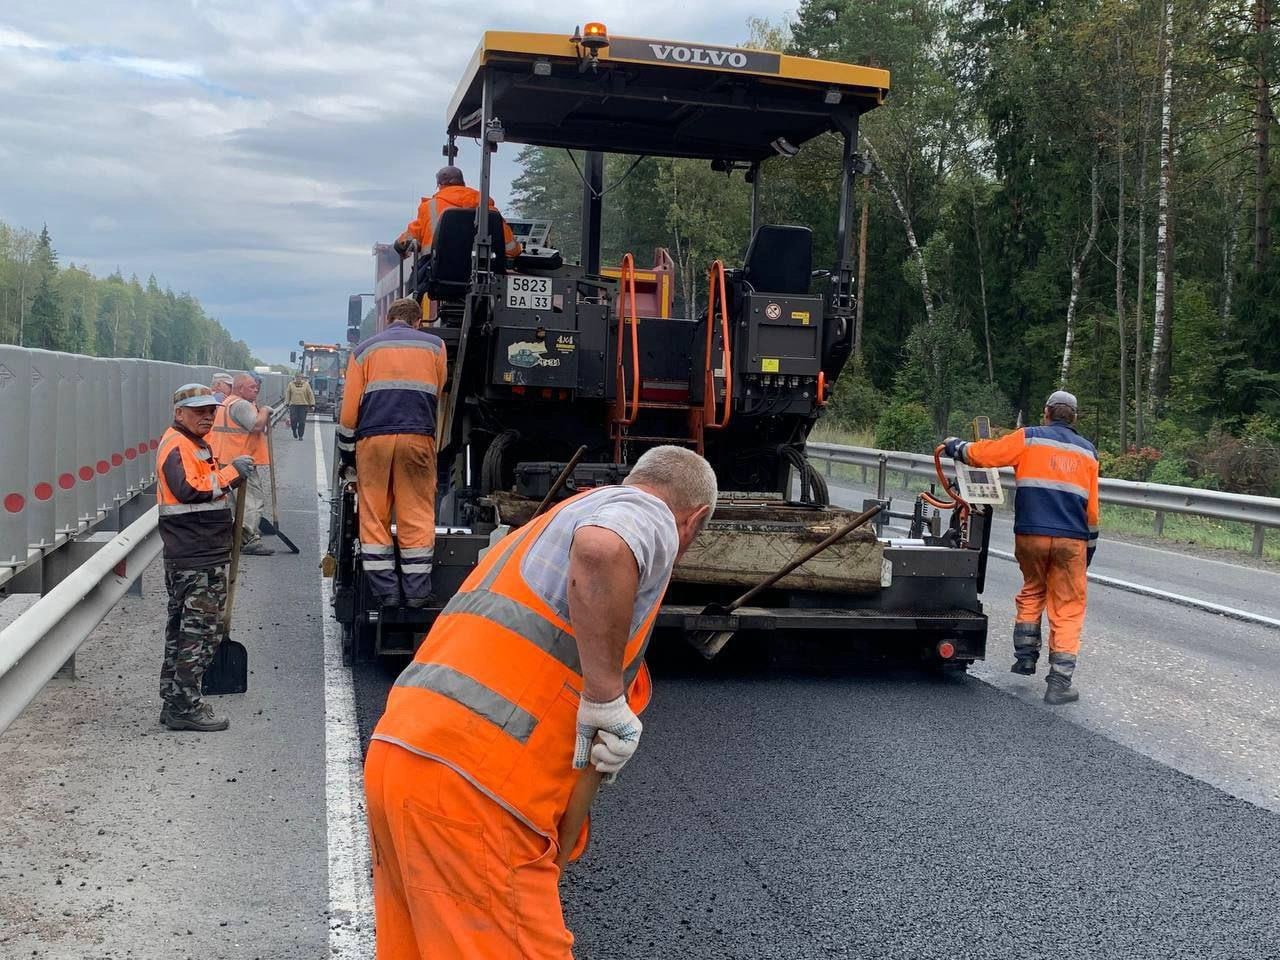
{"left": 1046, "top": 390, "right": 1077, "bottom": 412}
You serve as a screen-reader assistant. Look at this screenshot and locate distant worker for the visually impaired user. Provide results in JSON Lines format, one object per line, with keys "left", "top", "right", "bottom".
{"left": 365, "top": 446, "right": 717, "bottom": 959}
{"left": 393, "top": 165, "right": 522, "bottom": 262}
{"left": 285, "top": 373, "right": 316, "bottom": 440}
{"left": 209, "top": 373, "right": 275, "bottom": 556}
{"left": 156, "top": 384, "right": 254, "bottom": 732}
{"left": 339, "top": 297, "right": 447, "bottom": 606}
{"left": 210, "top": 372, "right": 234, "bottom": 403}
{"left": 944, "top": 390, "right": 1099, "bottom": 704}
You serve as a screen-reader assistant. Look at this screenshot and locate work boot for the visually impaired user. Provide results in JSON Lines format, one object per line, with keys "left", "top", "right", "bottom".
{"left": 1011, "top": 657, "right": 1037, "bottom": 676}
{"left": 1044, "top": 658, "right": 1080, "bottom": 704}
{"left": 404, "top": 595, "right": 437, "bottom": 609}
{"left": 162, "top": 702, "right": 230, "bottom": 732}
{"left": 241, "top": 540, "right": 275, "bottom": 556}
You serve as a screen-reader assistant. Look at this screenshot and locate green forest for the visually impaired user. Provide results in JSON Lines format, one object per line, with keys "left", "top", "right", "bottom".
{"left": 512, "top": 0, "right": 1280, "bottom": 495}
{"left": 0, "top": 220, "right": 255, "bottom": 370}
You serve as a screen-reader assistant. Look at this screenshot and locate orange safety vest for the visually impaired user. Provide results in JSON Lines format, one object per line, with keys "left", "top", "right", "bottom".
{"left": 156, "top": 425, "right": 239, "bottom": 566}
{"left": 372, "top": 493, "right": 662, "bottom": 840}
{"left": 209, "top": 395, "right": 269, "bottom": 466}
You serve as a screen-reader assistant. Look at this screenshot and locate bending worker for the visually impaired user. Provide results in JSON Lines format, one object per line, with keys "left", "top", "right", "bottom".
{"left": 156, "top": 384, "right": 253, "bottom": 732}
{"left": 285, "top": 373, "right": 315, "bottom": 441}
{"left": 393, "top": 165, "right": 522, "bottom": 261}
{"left": 209, "top": 373, "right": 274, "bottom": 556}
{"left": 339, "top": 296, "right": 446, "bottom": 607}
{"left": 944, "top": 390, "right": 1099, "bottom": 704}
{"left": 365, "top": 445, "right": 717, "bottom": 959}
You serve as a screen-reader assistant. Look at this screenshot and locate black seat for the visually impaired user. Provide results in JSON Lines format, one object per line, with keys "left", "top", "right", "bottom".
{"left": 420, "top": 207, "right": 509, "bottom": 302}
{"left": 741, "top": 224, "right": 812, "bottom": 295}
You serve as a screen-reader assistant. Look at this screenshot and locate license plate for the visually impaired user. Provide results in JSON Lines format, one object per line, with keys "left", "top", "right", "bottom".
{"left": 506, "top": 275, "right": 552, "bottom": 310}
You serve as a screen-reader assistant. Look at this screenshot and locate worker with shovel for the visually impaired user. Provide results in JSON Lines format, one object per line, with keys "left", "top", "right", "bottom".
{"left": 364, "top": 446, "right": 716, "bottom": 959}
{"left": 156, "top": 384, "right": 253, "bottom": 732}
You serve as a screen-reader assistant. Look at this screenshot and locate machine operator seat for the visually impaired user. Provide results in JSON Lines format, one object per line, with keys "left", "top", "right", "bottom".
{"left": 741, "top": 224, "right": 813, "bottom": 295}
{"left": 419, "top": 207, "right": 509, "bottom": 304}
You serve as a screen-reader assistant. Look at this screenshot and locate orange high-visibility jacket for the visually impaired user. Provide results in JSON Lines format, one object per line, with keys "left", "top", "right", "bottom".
{"left": 209, "top": 395, "right": 269, "bottom": 467}
{"left": 339, "top": 321, "right": 447, "bottom": 441}
{"left": 957, "top": 422, "right": 1100, "bottom": 561}
{"left": 156, "top": 423, "right": 240, "bottom": 567}
{"left": 371, "top": 493, "right": 661, "bottom": 841}
{"left": 397, "top": 185, "right": 523, "bottom": 259}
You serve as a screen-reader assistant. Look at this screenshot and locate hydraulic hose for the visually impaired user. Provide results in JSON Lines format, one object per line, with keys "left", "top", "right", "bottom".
{"left": 921, "top": 444, "right": 970, "bottom": 539}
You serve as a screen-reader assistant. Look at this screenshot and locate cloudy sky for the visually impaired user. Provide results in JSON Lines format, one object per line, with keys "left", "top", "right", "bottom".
{"left": 0, "top": 1, "right": 780, "bottom": 363}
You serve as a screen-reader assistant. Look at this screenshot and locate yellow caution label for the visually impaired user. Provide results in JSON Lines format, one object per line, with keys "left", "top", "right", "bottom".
{"left": 791, "top": 310, "right": 810, "bottom": 324}
{"left": 762, "top": 358, "right": 780, "bottom": 373}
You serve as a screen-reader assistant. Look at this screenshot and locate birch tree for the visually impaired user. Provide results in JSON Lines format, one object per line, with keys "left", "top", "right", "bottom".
{"left": 1149, "top": 0, "right": 1176, "bottom": 412}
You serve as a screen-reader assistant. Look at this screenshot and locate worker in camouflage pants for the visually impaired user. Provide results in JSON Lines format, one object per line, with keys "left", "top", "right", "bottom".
{"left": 155, "top": 384, "right": 251, "bottom": 731}
{"left": 160, "top": 566, "right": 228, "bottom": 715}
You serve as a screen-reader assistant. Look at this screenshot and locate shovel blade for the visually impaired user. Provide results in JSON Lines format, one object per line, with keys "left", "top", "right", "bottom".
{"left": 688, "top": 628, "right": 736, "bottom": 661}
{"left": 202, "top": 635, "right": 248, "bottom": 695}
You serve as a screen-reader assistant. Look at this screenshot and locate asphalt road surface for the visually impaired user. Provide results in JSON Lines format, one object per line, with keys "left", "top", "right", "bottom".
{"left": 344, "top": 431, "right": 1280, "bottom": 959}
{"left": 3, "top": 422, "right": 1278, "bottom": 958}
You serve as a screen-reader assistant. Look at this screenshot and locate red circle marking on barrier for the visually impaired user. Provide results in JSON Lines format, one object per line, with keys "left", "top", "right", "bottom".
{"left": 79, "top": 466, "right": 94, "bottom": 482}
{"left": 111, "top": 453, "right": 123, "bottom": 466}
{"left": 34, "top": 482, "right": 53, "bottom": 501}
{"left": 149, "top": 439, "right": 159, "bottom": 450}
{"left": 125, "top": 448, "right": 137, "bottom": 460}
{"left": 96, "top": 460, "right": 110, "bottom": 475}
{"left": 137, "top": 442, "right": 148, "bottom": 455}
{"left": 59, "top": 473, "right": 76, "bottom": 490}
{"left": 3, "top": 493, "right": 24, "bottom": 514}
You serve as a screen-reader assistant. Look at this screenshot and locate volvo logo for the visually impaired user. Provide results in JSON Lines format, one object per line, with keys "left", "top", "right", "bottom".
{"left": 609, "top": 37, "right": 781, "bottom": 74}
{"left": 647, "top": 44, "right": 749, "bottom": 68}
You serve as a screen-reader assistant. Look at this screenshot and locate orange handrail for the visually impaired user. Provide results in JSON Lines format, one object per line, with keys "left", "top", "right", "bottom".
{"left": 615, "top": 254, "right": 641, "bottom": 426}
{"left": 704, "top": 260, "right": 733, "bottom": 430}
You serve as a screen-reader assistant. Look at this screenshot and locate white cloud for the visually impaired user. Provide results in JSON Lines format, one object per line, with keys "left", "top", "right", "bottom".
{"left": 0, "top": 2, "right": 781, "bottom": 362}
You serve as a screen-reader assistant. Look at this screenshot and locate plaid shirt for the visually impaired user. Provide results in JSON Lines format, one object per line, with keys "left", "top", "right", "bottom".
{"left": 520, "top": 486, "right": 679, "bottom": 634}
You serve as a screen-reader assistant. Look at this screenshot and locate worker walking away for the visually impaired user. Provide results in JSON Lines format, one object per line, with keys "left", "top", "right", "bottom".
{"left": 944, "top": 390, "right": 1099, "bottom": 704}
{"left": 365, "top": 446, "right": 717, "bottom": 959}
{"left": 339, "top": 297, "right": 447, "bottom": 607}
{"left": 285, "top": 373, "right": 315, "bottom": 440}
{"left": 157, "top": 384, "right": 254, "bottom": 732}
{"left": 209, "top": 372, "right": 275, "bottom": 556}
{"left": 393, "top": 165, "right": 523, "bottom": 264}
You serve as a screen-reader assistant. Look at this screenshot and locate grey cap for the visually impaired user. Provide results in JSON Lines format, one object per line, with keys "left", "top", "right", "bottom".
{"left": 1046, "top": 389, "right": 1077, "bottom": 411}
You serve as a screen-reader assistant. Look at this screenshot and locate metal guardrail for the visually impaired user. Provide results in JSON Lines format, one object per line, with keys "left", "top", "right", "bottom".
{"left": 806, "top": 442, "right": 1280, "bottom": 557}
{"left": 0, "top": 345, "right": 287, "bottom": 736}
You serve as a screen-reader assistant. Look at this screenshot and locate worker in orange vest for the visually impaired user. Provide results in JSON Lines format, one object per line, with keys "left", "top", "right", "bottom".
{"left": 364, "top": 446, "right": 718, "bottom": 959}
{"left": 393, "top": 165, "right": 523, "bottom": 261}
{"left": 944, "top": 390, "right": 1100, "bottom": 704}
{"left": 156, "top": 384, "right": 254, "bottom": 732}
{"left": 209, "top": 373, "right": 275, "bottom": 556}
{"left": 339, "top": 297, "right": 448, "bottom": 606}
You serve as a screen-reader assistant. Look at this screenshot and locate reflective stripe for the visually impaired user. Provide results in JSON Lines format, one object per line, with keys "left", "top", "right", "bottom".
{"left": 1017, "top": 477, "right": 1089, "bottom": 500}
{"left": 395, "top": 662, "right": 537, "bottom": 743}
{"left": 210, "top": 425, "right": 240, "bottom": 433}
{"left": 400, "top": 559, "right": 434, "bottom": 570}
{"left": 365, "top": 379, "right": 439, "bottom": 396}
{"left": 399, "top": 546, "right": 435, "bottom": 559}
{"left": 362, "top": 543, "right": 395, "bottom": 556}
{"left": 160, "top": 501, "right": 228, "bottom": 516}
{"left": 210, "top": 474, "right": 221, "bottom": 500}
{"left": 194, "top": 448, "right": 212, "bottom": 461}
{"left": 1026, "top": 436, "right": 1098, "bottom": 461}
{"left": 355, "top": 339, "right": 442, "bottom": 362}
{"left": 426, "top": 198, "right": 441, "bottom": 234}
{"left": 362, "top": 559, "right": 396, "bottom": 571}
{"left": 442, "top": 589, "right": 580, "bottom": 672}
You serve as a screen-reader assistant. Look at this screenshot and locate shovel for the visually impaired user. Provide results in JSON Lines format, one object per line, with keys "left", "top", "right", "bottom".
{"left": 257, "top": 426, "right": 300, "bottom": 554}
{"left": 203, "top": 487, "right": 250, "bottom": 695}
{"left": 687, "top": 503, "right": 884, "bottom": 660}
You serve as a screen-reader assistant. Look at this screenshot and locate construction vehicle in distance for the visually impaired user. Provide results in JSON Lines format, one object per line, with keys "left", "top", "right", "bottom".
{"left": 291, "top": 342, "right": 346, "bottom": 420}
{"left": 328, "top": 25, "right": 995, "bottom": 668}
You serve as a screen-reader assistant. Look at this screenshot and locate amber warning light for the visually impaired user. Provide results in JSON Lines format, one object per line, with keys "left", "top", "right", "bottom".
{"left": 579, "top": 22, "right": 610, "bottom": 52}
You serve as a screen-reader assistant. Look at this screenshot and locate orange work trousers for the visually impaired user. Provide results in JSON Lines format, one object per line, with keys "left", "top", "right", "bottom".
{"left": 364, "top": 739, "right": 575, "bottom": 960}
{"left": 356, "top": 433, "right": 436, "bottom": 602}
{"left": 1013, "top": 534, "right": 1088, "bottom": 657}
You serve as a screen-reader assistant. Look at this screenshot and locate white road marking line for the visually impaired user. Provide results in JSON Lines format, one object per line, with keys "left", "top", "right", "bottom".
{"left": 315, "top": 428, "right": 375, "bottom": 956}
{"left": 987, "top": 547, "right": 1280, "bottom": 631}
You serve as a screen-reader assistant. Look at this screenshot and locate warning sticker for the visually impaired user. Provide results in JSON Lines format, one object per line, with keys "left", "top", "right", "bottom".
{"left": 791, "top": 310, "right": 810, "bottom": 324}
{"left": 761, "top": 358, "right": 780, "bottom": 373}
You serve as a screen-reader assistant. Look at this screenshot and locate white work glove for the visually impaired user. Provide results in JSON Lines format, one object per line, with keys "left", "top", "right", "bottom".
{"left": 574, "top": 694, "right": 642, "bottom": 782}
{"left": 231, "top": 455, "right": 255, "bottom": 479}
